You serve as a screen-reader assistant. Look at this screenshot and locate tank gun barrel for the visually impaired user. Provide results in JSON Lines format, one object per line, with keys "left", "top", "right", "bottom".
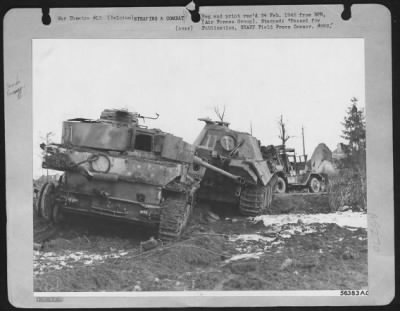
{"left": 193, "top": 156, "right": 245, "bottom": 185}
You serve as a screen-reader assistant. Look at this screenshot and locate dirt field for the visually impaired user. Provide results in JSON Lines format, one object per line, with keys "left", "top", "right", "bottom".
{"left": 33, "top": 196, "right": 367, "bottom": 292}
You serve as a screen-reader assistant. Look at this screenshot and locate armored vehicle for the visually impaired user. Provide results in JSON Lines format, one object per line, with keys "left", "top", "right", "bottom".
{"left": 261, "top": 144, "right": 326, "bottom": 193}
{"left": 36, "top": 109, "right": 199, "bottom": 240}
{"left": 189, "top": 118, "right": 277, "bottom": 216}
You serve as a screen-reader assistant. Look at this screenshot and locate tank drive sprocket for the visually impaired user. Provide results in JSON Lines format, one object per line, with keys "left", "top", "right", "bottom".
{"left": 38, "top": 182, "right": 57, "bottom": 222}
{"left": 239, "top": 184, "right": 273, "bottom": 216}
{"left": 158, "top": 194, "right": 193, "bottom": 241}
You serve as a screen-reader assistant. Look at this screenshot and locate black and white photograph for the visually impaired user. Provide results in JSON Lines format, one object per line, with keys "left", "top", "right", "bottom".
{"left": 4, "top": 4, "right": 393, "bottom": 307}
{"left": 32, "top": 38, "right": 368, "bottom": 292}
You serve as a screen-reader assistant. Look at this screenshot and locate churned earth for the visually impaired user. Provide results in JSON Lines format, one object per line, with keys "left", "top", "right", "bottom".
{"left": 33, "top": 196, "right": 367, "bottom": 292}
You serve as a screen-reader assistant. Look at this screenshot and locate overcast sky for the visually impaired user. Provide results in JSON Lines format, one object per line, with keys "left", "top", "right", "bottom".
{"left": 33, "top": 39, "right": 365, "bottom": 178}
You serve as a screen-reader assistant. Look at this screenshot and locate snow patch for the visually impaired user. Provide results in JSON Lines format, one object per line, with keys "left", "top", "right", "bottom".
{"left": 229, "top": 234, "right": 276, "bottom": 242}
{"left": 226, "top": 252, "right": 264, "bottom": 262}
{"left": 227, "top": 211, "right": 366, "bottom": 263}
{"left": 34, "top": 249, "right": 130, "bottom": 275}
{"left": 253, "top": 211, "right": 367, "bottom": 229}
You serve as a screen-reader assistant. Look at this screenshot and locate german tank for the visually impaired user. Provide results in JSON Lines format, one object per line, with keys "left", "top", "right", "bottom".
{"left": 189, "top": 118, "right": 277, "bottom": 216}
{"left": 37, "top": 109, "right": 199, "bottom": 240}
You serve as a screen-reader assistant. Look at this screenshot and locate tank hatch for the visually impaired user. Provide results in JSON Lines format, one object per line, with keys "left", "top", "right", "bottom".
{"left": 100, "top": 109, "right": 138, "bottom": 126}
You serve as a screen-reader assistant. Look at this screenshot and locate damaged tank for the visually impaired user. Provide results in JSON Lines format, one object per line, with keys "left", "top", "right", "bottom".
{"left": 189, "top": 118, "right": 277, "bottom": 216}
{"left": 37, "top": 109, "right": 199, "bottom": 240}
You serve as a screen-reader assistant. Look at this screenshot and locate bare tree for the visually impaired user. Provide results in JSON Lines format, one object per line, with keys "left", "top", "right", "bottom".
{"left": 214, "top": 105, "right": 226, "bottom": 122}
{"left": 278, "top": 115, "right": 291, "bottom": 147}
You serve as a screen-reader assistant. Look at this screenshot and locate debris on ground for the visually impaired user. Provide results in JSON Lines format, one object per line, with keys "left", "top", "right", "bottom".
{"left": 338, "top": 205, "right": 352, "bottom": 212}
{"left": 279, "top": 258, "right": 293, "bottom": 270}
{"left": 206, "top": 211, "right": 220, "bottom": 223}
{"left": 34, "top": 243, "right": 42, "bottom": 251}
{"left": 140, "top": 237, "right": 160, "bottom": 252}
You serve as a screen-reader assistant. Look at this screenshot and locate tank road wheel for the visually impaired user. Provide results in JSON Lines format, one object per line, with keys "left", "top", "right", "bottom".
{"left": 239, "top": 185, "right": 270, "bottom": 216}
{"left": 274, "top": 176, "right": 287, "bottom": 193}
{"left": 38, "top": 182, "right": 56, "bottom": 222}
{"left": 158, "top": 194, "right": 193, "bottom": 241}
{"left": 309, "top": 176, "right": 321, "bottom": 193}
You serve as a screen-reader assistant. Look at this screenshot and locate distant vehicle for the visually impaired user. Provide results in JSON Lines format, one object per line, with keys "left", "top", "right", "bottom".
{"left": 261, "top": 144, "right": 326, "bottom": 193}
{"left": 189, "top": 118, "right": 277, "bottom": 216}
{"left": 36, "top": 109, "right": 199, "bottom": 240}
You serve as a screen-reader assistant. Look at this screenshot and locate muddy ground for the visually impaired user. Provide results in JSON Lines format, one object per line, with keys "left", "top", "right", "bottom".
{"left": 33, "top": 196, "right": 367, "bottom": 292}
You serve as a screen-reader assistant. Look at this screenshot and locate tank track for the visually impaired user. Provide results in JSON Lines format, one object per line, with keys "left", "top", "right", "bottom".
{"left": 239, "top": 184, "right": 273, "bottom": 216}
{"left": 158, "top": 194, "right": 192, "bottom": 241}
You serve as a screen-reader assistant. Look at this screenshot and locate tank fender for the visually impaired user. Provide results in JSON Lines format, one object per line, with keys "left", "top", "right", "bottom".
{"left": 229, "top": 159, "right": 258, "bottom": 184}
{"left": 241, "top": 160, "right": 274, "bottom": 186}
{"left": 238, "top": 160, "right": 273, "bottom": 186}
